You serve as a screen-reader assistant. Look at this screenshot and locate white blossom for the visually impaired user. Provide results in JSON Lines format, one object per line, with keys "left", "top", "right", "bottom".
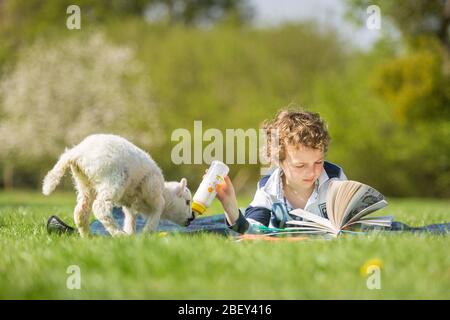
{"left": 0, "top": 32, "right": 159, "bottom": 164}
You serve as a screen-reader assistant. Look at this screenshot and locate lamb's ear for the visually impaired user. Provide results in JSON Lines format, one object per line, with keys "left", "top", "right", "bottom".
{"left": 177, "top": 178, "right": 187, "bottom": 197}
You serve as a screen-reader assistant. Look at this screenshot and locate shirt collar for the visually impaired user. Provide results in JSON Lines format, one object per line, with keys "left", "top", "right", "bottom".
{"left": 261, "top": 166, "right": 332, "bottom": 200}
{"left": 260, "top": 167, "right": 281, "bottom": 199}
{"left": 317, "top": 167, "right": 330, "bottom": 189}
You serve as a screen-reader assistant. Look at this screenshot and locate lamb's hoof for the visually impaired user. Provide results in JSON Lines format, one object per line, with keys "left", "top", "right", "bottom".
{"left": 123, "top": 230, "right": 136, "bottom": 236}
{"left": 111, "top": 230, "right": 128, "bottom": 237}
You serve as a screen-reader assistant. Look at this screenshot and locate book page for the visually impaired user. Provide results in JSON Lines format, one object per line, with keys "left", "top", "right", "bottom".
{"left": 286, "top": 220, "right": 334, "bottom": 233}
{"left": 333, "top": 182, "right": 346, "bottom": 226}
{"left": 263, "top": 230, "right": 329, "bottom": 237}
{"left": 289, "top": 208, "right": 338, "bottom": 234}
{"left": 345, "top": 215, "right": 393, "bottom": 228}
{"left": 343, "top": 199, "right": 388, "bottom": 227}
{"left": 325, "top": 180, "right": 339, "bottom": 227}
{"left": 335, "top": 181, "right": 362, "bottom": 227}
{"left": 342, "top": 184, "right": 385, "bottom": 225}
{"left": 341, "top": 182, "right": 367, "bottom": 219}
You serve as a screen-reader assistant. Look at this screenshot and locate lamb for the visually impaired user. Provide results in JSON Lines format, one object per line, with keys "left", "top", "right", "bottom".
{"left": 42, "top": 134, "right": 194, "bottom": 237}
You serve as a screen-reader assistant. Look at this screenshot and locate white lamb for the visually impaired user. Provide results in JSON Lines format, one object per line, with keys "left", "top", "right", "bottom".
{"left": 42, "top": 134, "right": 194, "bottom": 237}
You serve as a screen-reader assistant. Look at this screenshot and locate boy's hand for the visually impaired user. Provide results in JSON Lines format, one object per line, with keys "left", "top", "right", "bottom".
{"left": 215, "top": 176, "right": 236, "bottom": 206}
{"left": 203, "top": 170, "right": 239, "bottom": 225}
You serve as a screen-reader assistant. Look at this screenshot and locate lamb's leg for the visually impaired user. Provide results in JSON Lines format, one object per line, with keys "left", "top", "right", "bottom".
{"left": 71, "top": 165, "right": 93, "bottom": 238}
{"left": 73, "top": 195, "right": 93, "bottom": 238}
{"left": 143, "top": 212, "right": 161, "bottom": 232}
{"left": 138, "top": 174, "right": 165, "bottom": 233}
{"left": 143, "top": 195, "right": 164, "bottom": 233}
{"left": 122, "top": 206, "right": 137, "bottom": 235}
{"left": 92, "top": 195, "right": 125, "bottom": 237}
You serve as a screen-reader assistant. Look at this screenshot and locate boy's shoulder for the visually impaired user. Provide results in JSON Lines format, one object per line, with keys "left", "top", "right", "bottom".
{"left": 258, "top": 172, "right": 272, "bottom": 189}
{"left": 323, "top": 161, "right": 342, "bottom": 179}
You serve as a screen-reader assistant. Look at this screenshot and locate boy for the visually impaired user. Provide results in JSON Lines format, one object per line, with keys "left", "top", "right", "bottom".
{"left": 216, "top": 108, "right": 347, "bottom": 234}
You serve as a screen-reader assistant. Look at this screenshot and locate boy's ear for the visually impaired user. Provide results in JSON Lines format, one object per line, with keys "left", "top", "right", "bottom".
{"left": 177, "top": 178, "right": 187, "bottom": 197}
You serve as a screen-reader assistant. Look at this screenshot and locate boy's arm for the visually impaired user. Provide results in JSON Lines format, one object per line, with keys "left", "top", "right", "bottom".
{"left": 223, "top": 188, "right": 273, "bottom": 234}
{"left": 225, "top": 206, "right": 272, "bottom": 234}
{"left": 216, "top": 175, "right": 273, "bottom": 234}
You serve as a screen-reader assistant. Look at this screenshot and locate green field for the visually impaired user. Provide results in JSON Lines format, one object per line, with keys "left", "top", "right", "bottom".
{"left": 0, "top": 190, "right": 449, "bottom": 299}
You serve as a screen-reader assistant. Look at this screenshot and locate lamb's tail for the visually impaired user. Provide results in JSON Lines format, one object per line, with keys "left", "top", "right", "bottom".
{"left": 42, "top": 148, "right": 74, "bottom": 196}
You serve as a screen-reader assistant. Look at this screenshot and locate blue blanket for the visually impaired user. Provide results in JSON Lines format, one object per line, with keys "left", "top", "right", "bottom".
{"left": 89, "top": 208, "right": 449, "bottom": 237}
{"left": 90, "top": 207, "right": 239, "bottom": 236}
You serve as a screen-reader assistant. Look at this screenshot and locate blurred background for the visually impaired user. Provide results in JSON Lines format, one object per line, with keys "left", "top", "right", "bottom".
{"left": 0, "top": 0, "right": 448, "bottom": 198}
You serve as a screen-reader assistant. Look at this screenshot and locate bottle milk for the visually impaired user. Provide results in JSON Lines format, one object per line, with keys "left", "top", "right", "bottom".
{"left": 192, "top": 160, "right": 229, "bottom": 215}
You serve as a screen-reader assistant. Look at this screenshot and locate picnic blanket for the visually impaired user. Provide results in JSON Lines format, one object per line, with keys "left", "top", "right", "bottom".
{"left": 88, "top": 207, "right": 449, "bottom": 237}
{"left": 89, "top": 207, "right": 239, "bottom": 236}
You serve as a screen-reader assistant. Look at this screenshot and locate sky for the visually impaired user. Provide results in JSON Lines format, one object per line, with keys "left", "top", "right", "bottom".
{"left": 249, "top": 0, "right": 382, "bottom": 49}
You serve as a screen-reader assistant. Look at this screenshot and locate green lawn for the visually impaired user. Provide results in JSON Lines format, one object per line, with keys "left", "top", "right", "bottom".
{"left": 0, "top": 190, "right": 449, "bottom": 299}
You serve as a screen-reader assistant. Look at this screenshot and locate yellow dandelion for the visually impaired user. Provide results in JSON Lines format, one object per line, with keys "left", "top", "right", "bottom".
{"left": 158, "top": 232, "right": 168, "bottom": 237}
{"left": 360, "top": 258, "right": 383, "bottom": 277}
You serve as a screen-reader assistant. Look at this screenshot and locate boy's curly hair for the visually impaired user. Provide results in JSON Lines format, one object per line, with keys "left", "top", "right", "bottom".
{"left": 261, "top": 107, "right": 330, "bottom": 163}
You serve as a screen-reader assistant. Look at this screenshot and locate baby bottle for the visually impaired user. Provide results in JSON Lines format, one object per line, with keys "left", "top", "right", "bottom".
{"left": 192, "top": 160, "right": 229, "bottom": 215}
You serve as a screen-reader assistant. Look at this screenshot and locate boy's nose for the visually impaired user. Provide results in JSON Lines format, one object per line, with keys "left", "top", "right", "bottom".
{"left": 304, "top": 172, "right": 315, "bottom": 179}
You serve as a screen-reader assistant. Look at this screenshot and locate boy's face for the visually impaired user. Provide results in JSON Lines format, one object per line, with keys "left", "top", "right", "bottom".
{"left": 280, "top": 144, "right": 324, "bottom": 190}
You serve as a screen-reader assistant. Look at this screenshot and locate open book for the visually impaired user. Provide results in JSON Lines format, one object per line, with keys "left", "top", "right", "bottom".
{"left": 281, "top": 180, "right": 392, "bottom": 237}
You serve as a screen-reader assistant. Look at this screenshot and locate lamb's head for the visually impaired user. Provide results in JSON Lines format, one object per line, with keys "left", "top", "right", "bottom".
{"left": 162, "top": 178, "right": 195, "bottom": 226}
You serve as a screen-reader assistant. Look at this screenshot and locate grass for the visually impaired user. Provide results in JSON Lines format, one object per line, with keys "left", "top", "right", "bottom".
{"left": 0, "top": 190, "right": 449, "bottom": 299}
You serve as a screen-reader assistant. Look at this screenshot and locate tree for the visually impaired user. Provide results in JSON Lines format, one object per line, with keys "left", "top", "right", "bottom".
{"left": 344, "top": 0, "right": 450, "bottom": 197}
{"left": 370, "top": 44, "right": 450, "bottom": 122}
{"left": 346, "top": 0, "right": 450, "bottom": 123}
{"left": 0, "top": 0, "right": 253, "bottom": 69}
{"left": 0, "top": 32, "right": 159, "bottom": 188}
{"left": 346, "top": 0, "right": 450, "bottom": 53}
{"left": 145, "top": 0, "right": 253, "bottom": 25}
